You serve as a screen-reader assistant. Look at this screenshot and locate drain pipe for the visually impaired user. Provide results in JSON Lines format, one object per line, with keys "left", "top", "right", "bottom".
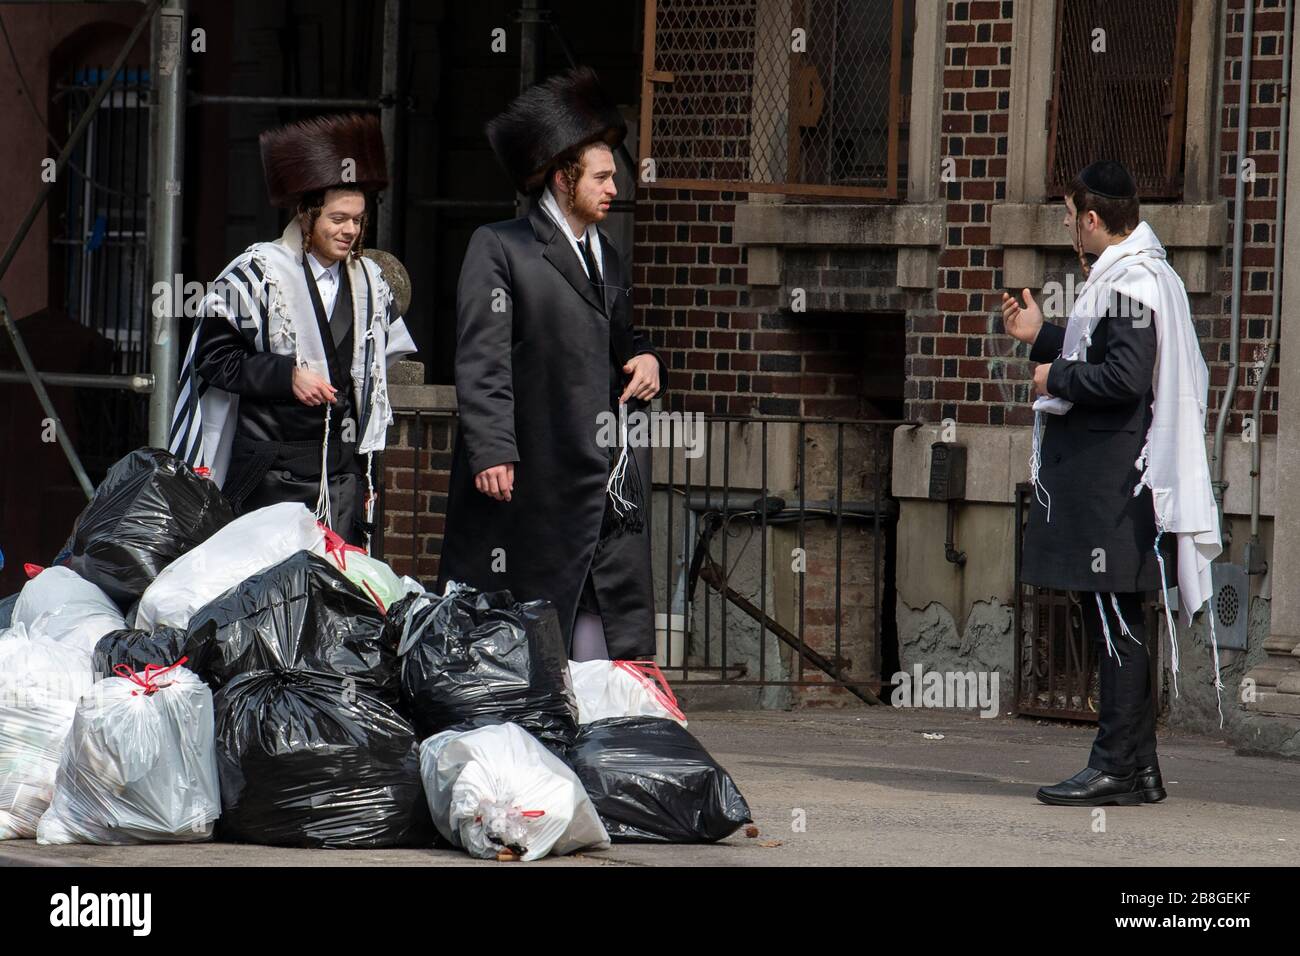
{"left": 1212, "top": 0, "right": 1258, "bottom": 545}
{"left": 1248, "top": 0, "right": 1294, "bottom": 575}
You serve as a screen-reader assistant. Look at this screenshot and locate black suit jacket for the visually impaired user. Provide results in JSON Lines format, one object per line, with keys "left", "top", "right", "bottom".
{"left": 1020, "top": 293, "right": 1169, "bottom": 592}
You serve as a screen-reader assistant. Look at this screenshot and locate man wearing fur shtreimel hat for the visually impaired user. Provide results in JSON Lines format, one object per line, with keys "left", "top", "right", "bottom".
{"left": 437, "top": 67, "right": 666, "bottom": 662}
{"left": 169, "top": 113, "right": 416, "bottom": 548}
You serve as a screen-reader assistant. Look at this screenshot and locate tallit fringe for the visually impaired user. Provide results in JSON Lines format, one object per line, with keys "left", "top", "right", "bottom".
{"left": 1110, "top": 593, "right": 1143, "bottom": 646}
{"left": 313, "top": 404, "right": 333, "bottom": 530}
{"left": 1094, "top": 591, "right": 1120, "bottom": 665}
{"left": 1029, "top": 409, "right": 1052, "bottom": 522}
{"left": 1153, "top": 526, "right": 1180, "bottom": 699}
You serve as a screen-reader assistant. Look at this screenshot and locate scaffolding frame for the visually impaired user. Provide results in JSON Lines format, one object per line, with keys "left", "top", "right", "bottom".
{"left": 0, "top": 0, "right": 407, "bottom": 497}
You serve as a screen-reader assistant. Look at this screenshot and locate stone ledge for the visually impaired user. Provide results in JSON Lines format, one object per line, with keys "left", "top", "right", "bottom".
{"left": 891, "top": 422, "right": 1276, "bottom": 516}
{"left": 991, "top": 202, "right": 1228, "bottom": 293}
{"left": 734, "top": 202, "right": 946, "bottom": 248}
{"left": 389, "top": 383, "right": 457, "bottom": 412}
{"left": 990, "top": 202, "right": 1228, "bottom": 248}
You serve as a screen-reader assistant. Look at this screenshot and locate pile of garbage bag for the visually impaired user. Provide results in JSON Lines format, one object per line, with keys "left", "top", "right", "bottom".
{"left": 0, "top": 446, "right": 753, "bottom": 858}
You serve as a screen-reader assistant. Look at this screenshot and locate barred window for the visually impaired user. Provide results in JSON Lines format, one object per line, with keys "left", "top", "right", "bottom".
{"left": 640, "top": 0, "right": 912, "bottom": 199}
{"left": 1045, "top": 0, "right": 1194, "bottom": 200}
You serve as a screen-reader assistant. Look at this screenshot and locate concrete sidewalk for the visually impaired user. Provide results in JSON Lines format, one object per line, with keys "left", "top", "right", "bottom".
{"left": 2, "top": 707, "right": 1297, "bottom": 867}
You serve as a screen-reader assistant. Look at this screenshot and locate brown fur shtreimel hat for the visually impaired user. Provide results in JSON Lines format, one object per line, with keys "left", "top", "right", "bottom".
{"left": 259, "top": 112, "right": 389, "bottom": 207}
{"left": 485, "top": 66, "right": 626, "bottom": 194}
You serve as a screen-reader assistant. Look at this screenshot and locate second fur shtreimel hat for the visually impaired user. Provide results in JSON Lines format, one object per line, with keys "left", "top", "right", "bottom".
{"left": 485, "top": 66, "right": 627, "bottom": 194}
{"left": 259, "top": 113, "right": 389, "bottom": 208}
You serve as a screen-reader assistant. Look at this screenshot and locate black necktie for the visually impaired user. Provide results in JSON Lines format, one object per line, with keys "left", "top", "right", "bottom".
{"left": 578, "top": 236, "right": 603, "bottom": 302}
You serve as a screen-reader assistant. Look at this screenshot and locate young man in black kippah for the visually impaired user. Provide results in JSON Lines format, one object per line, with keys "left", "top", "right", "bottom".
{"left": 1000, "top": 159, "right": 1219, "bottom": 807}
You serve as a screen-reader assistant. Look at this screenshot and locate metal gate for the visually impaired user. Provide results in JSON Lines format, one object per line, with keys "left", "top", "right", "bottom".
{"left": 1013, "top": 482, "right": 1163, "bottom": 721}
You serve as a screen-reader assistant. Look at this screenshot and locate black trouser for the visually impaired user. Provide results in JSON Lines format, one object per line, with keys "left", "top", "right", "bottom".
{"left": 1081, "top": 591, "right": 1158, "bottom": 776}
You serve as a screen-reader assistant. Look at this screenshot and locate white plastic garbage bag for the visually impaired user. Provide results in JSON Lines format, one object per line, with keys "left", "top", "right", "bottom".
{"left": 11, "top": 567, "right": 125, "bottom": 653}
{"left": 0, "top": 628, "right": 97, "bottom": 840}
{"left": 568, "top": 659, "right": 688, "bottom": 727}
{"left": 36, "top": 662, "right": 220, "bottom": 845}
{"left": 136, "top": 502, "right": 326, "bottom": 629}
{"left": 419, "top": 722, "right": 608, "bottom": 861}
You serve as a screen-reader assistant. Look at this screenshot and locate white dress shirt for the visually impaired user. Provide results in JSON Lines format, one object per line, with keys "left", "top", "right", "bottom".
{"left": 307, "top": 252, "right": 342, "bottom": 316}
{"left": 540, "top": 186, "right": 602, "bottom": 280}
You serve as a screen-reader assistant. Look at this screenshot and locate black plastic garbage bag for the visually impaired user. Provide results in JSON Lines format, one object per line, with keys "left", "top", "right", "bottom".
{"left": 396, "top": 586, "right": 578, "bottom": 749}
{"left": 213, "top": 668, "right": 434, "bottom": 848}
{"left": 92, "top": 626, "right": 188, "bottom": 679}
{"left": 0, "top": 593, "right": 17, "bottom": 630}
{"left": 60, "top": 448, "right": 233, "bottom": 609}
{"left": 566, "top": 716, "right": 753, "bottom": 843}
{"left": 184, "top": 551, "right": 400, "bottom": 704}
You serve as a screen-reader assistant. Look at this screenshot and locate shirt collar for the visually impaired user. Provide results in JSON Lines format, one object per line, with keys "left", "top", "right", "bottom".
{"left": 541, "top": 187, "right": 595, "bottom": 244}
{"left": 307, "top": 252, "right": 341, "bottom": 282}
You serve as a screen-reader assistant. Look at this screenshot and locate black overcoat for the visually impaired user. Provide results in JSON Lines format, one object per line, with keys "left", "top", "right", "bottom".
{"left": 436, "top": 203, "right": 665, "bottom": 658}
{"left": 1020, "top": 292, "right": 1173, "bottom": 593}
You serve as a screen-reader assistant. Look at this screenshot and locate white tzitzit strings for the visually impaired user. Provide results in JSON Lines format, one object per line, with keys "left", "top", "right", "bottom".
{"left": 606, "top": 401, "right": 635, "bottom": 517}
{"left": 313, "top": 403, "right": 333, "bottom": 529}
{"left": 1152, "top": 527, "right": 1180, "bottom": 698}
{"left": 364, "top": 450, "right": 376, "bottom": 554}
{"left": 1110, "top": 593, "right": 1142, "bottom": 645}
{"left": 1029, "top": 409, "right": 1052, "bottom": 522}
{"left": 1094, "top": 592, "right": 1120, "bottom": 665}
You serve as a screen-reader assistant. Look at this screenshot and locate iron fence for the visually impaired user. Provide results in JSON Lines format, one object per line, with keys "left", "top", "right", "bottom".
{"left": 381, "top": 410, "right": 907, "bottom": 700}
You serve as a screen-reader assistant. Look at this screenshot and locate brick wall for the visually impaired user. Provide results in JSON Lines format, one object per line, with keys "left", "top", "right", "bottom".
{"left": 379, "top": 413, "right": 453, "bottom": 583}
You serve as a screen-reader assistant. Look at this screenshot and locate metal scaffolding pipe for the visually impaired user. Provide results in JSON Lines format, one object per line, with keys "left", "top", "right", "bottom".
{"left": 0, "top": 296, "right": 95, "bottom": 498}
{"left": 189, "top": 92, "right": 382, "bottom": 109}
{"left": 375, "top": 0, "right": 403, "bottom": 252}
{"left": 147, "top": 0, "right": 187, "bottom": 448}
{"left": 1212, "top": 0, "right": 1257, "bottom": 540}
{"left": 0, "top": 370, "right": 153, "bottom": 392}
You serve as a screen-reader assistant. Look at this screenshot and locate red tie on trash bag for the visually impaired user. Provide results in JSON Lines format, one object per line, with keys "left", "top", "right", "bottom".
{"left": 113, "top": 656, "right": 190, "bottom": 697}
{"left": 612, "top": 659, "right": 686, "bottom": 723}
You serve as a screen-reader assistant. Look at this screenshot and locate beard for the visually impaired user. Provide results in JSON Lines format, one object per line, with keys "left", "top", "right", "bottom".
{"left": 571, "top": 189, "right": 608, "bottom": 224}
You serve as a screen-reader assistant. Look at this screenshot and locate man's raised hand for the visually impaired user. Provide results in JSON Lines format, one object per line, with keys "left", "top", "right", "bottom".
{"left": 475, "top": 462, "right": 515, "bottom": 502}
{"left": 1002, "top": 288, "right": 1044, "bottom": 345}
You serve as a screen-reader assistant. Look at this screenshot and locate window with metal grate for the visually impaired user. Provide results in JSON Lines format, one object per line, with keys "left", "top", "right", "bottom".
{"left": 1045, "top": 0, "right": 1193, "bottom": 200}
{"left": 639, "top": 0, "right": 913, "bottom": 200}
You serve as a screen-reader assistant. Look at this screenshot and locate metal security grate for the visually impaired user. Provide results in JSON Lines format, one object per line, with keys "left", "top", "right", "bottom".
{"left": 1046, "top": 0, "right": 1193, "bottom": 199}
{"left": 639, "top": 0, "right": 908, "bottom": 199}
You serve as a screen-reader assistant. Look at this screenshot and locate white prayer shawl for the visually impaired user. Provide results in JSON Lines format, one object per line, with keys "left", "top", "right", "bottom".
{"left": 169, "top": 219, "right": 417, "bottom": 490}
{"left": 1029, "top": 221, "right": 1223, "bottom": 702}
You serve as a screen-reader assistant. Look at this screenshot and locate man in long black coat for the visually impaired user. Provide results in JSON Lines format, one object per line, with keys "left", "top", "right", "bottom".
{"left": 437, "top": 68, "right": 664, "bottom": 660}
{"left": 1003, "top": 162, "right": 1178, "bottom": 807}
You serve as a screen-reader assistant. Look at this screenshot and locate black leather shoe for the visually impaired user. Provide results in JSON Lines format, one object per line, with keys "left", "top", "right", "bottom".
{"left": 1036, "top": 767, "right": 1141, "bottom": 806}
{"left": 1136, "top": 764, "right": 1166, "bottom": 803}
